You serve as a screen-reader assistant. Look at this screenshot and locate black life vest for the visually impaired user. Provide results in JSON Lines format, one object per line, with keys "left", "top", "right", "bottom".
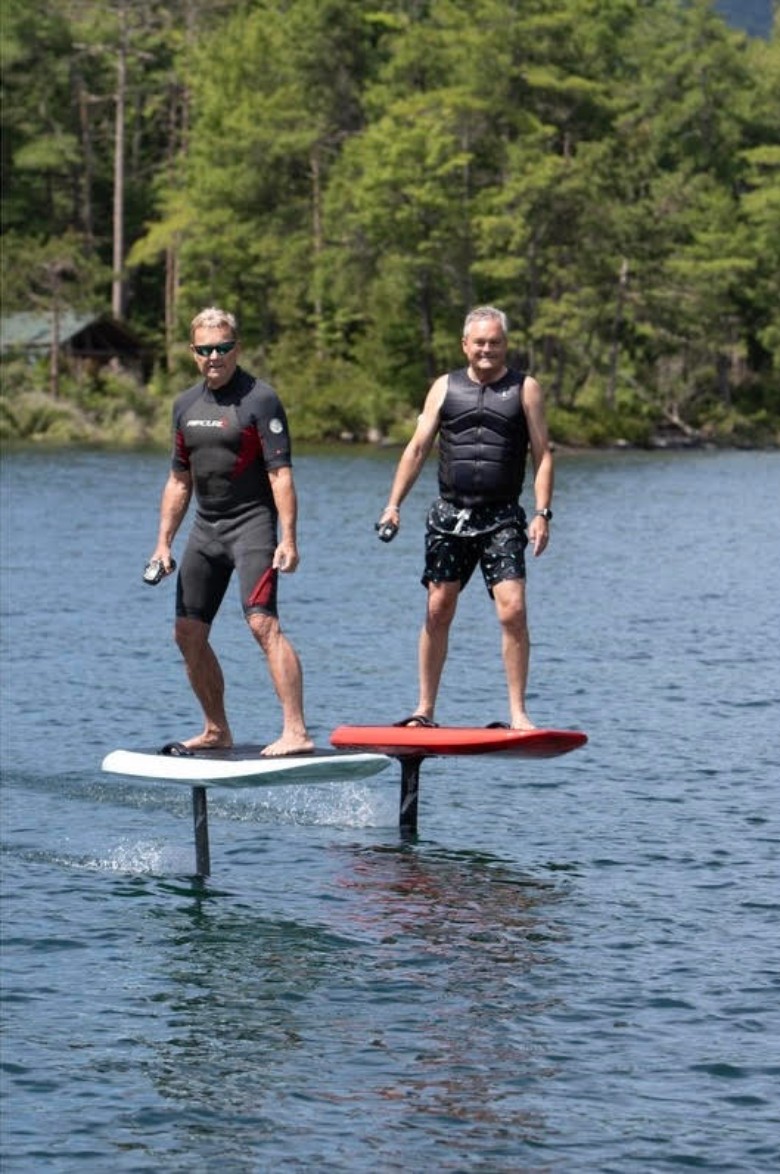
{"left": 437, "top": 367, "right": 529, "bottom": 507}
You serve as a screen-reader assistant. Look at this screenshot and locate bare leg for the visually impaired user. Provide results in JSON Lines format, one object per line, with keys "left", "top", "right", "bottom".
{"left": 174, "top": 617, "right": 233, "bottom": 748}
{"left": 414, "top": 581, "right": 460, "bottom": 722}
{"left": 247, "top": 612, "right": 314, "bottom": 756}
{"left": 492, "top": 578, "right": 535, "bottom": 730}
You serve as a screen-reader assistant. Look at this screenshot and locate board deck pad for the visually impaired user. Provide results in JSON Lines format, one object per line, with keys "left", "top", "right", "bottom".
{"left": 330, "top": 725, "right": 587, "bottom": 759}
{"left": 101, "top": 744, "right": 391, "bottom": 787}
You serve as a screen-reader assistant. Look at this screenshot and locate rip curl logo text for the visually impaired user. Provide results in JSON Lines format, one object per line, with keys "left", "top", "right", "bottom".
{"left": 187, "top": 419, "right": 227, "bottom": 428}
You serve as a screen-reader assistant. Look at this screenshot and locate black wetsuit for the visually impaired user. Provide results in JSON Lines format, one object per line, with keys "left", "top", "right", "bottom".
{"left": 171, "top": 367, "right": 292, "bottom": 622}
{"left": 424, "top": 367, "right": 530, "bottom": 593}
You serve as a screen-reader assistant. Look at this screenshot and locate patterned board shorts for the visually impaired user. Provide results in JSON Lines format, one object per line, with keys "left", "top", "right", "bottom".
{"left": 422, "top": 499, "right": 528, "bottom": 594}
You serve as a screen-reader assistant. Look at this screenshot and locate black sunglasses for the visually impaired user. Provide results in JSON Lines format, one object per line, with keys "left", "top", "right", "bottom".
{"left": 192, "top": 340, "right": 237, "bottom": 357}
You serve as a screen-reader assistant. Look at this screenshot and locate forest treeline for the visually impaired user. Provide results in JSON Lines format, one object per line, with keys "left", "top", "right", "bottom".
{"left": 1, "top": 0, "right": 779, "bottom": 448}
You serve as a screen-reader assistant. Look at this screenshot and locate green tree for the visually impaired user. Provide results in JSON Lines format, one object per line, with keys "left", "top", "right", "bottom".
{"left": 322, "top": 0, "right": 545, "bottom": 412}
{"left": 1, "top": 0, "right": 81, "bottom": 240}
{"left": 1, "top": 231, "right": 109, "bottom": 395}
{"left": 155, "top": 0, "right": 375, "bottom": 344}
{"left": 735, "top": 27, "right": 780, "bottom": 398}
{"left": 2, "top": 0, "right": 776, "bottom": 443}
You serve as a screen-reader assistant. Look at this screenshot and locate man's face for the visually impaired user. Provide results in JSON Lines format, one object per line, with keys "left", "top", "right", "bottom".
{"left": 190, "top": 326, "right": 240, "bottom": 390}
{"left": 462, "top": 317, "right": 507, "bottom": 383}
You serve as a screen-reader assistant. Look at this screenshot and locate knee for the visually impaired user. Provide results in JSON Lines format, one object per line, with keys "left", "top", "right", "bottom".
{"left": 246, "top": 610, "right": 277, "bottom": 649}
{"left": 174, "top": 617, "right": 208, "bottom": 656}
{"left": 493, "top": 581, "right": 526, "bottom": 624}
{"left": 426, "top": 587, "right": 458, "bottom": 630}
{"left": 496, "top": 596, "right": 528, "bottom": 633}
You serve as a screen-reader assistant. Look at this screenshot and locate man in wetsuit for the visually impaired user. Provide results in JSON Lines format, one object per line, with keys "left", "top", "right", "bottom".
{"left": 376, "top": 305, "right": 554, "bottom": 730}
{"left": 148, "top": 307, "right": 313, "bottom": 757}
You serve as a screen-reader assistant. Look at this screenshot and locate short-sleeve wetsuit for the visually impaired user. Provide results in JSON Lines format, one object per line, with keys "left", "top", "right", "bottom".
{"left": 171, "top": 366, "right": 292, "bottom": 623}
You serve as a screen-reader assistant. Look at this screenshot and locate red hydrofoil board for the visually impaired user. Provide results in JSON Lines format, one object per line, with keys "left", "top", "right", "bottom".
{"left": 330, "top": 725, "right": 587, "bottom": 759}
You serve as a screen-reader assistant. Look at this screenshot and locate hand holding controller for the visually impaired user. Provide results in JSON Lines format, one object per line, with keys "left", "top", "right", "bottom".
{"left": 375, "top": 518, "right": 398, "bottom": 543}
{"left": 143, "top": 557, "right": 176, "bottom": 585}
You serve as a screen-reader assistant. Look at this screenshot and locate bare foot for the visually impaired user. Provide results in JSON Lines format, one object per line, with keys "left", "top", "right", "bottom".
{"left": 510, "top": 716, "right": 537, "bottom": 732}
{"left": 183, "top": 731, "right": 233, "bottom": 751}
{"left": 261, "top": 734, "right": 315, "bottom": 758}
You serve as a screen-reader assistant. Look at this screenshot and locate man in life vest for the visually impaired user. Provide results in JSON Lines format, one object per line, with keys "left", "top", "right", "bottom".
{"left": 377, "top": 305, "right": 554, "bottom": 731}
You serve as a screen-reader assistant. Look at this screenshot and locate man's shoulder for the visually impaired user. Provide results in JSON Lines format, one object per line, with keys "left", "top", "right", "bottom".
{"left": 443, "top": 367, "right": 472, "bottom": 396}
{"left": 237, "top": 368, "right": 281, "bottom": 404}
{"left": 173, "top": 380, "right": 204, "bottom": 413}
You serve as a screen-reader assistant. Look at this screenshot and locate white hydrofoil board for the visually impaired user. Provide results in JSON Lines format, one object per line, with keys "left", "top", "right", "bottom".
{"left": 102, "top": 745, "right": 391, "bottom": 787}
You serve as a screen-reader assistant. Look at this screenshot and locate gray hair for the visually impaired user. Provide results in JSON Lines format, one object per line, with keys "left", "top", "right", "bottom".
{"left": 190, "top": 307, "right": 238, "bottom": 340}
{"left": 463, "top": 305, "right": 508, "bottom": 338}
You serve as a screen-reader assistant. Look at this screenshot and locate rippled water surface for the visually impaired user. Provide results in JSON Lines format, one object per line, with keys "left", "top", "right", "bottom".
{"left": 2, "top": 447, "right": 779, "bottom": 1171}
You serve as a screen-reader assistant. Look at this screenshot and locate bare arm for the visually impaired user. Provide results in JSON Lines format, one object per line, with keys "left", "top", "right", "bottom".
{"left": 151, "top": 470, "right": 192, "bottom": 570}
{"left": 522, "top": 375, "right": 555, "bottom": 556}
{"left": 268, "top": 465, "right": 300, "bottom": 572}
{"left": 378, "top": 374, "right": 448, "bottom": 531}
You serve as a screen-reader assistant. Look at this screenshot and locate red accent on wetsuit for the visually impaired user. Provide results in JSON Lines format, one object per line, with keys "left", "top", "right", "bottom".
{"left": 174, "top": 428, "right": 190, "bottom": 468}
{"left": 247, "top": 566, "right": 277, "bottom": 609}
{"left": 233, "top": 425, "right": 263, "bottom": 480}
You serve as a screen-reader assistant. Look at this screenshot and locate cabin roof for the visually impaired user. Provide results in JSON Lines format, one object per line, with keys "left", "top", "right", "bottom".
{"left": 1, "top": 311, "right": 145, "bottom": 355}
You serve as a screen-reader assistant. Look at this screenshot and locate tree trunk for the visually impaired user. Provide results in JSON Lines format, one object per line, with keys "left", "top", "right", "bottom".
{"left": 49, "top": 301, "right": 61, "bottom": 399}
{"left": 419, "top": 285, "right": 436, "bottom": 381}
{"left": 310, "top": 145, "right": 324, "bottom": 360}
{"left": 112, "top": 2, "right": 127, "bottom": 320}
{"left": 165, "top": 244, "right": 179, "bottom": 365}
{"left": 75, "top": 71, "right": 95, "bottom": 252}
{"left": 607, "top": 258, "right": 629, "bottom": 410}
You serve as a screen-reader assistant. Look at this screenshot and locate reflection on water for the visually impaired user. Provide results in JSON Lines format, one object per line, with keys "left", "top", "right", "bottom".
{"left": 325, "top": 844, "right": 564, "bottom": 1147}
{"left": 331, "top": 843, "right": 563, "bottom": 958}
{"left": 134, "top": 843, "right": 566, "bottom": 1167}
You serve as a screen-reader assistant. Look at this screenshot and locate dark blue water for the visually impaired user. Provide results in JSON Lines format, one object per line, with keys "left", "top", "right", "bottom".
{"left": 2, "top": 447, "right": 779, "bottom": 1171}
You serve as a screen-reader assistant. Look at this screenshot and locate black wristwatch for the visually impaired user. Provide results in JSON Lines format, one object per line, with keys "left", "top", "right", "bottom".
{"left": 535, "top": 507, "right": 553, "bottom": 521}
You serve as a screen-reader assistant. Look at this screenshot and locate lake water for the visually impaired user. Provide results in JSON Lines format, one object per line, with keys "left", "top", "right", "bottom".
{"left": 1, "top": 445, "right": 778, "bottom": 1172}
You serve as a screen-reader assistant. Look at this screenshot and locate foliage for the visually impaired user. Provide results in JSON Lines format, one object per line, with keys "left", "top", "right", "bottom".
{"left": 2, "top": 0, "right": 778, "bottom": 447}
{"left": 0, "top": 356, "right": 168, "bottom": 445}
{"left": 0, "top": 389, "right": 100, "bottom": 444}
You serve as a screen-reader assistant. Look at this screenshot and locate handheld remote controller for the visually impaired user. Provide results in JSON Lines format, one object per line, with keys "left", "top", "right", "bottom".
{"left": 143, "top": 557, "right": 176, "bottom": 585}
{"left": 375, "top": 519, "right": 398, "bottom": 543}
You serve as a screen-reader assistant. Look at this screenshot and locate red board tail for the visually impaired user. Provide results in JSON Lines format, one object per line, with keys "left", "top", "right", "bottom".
{"left": 329, "top": 725, "right": 587, "bottom": 759}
